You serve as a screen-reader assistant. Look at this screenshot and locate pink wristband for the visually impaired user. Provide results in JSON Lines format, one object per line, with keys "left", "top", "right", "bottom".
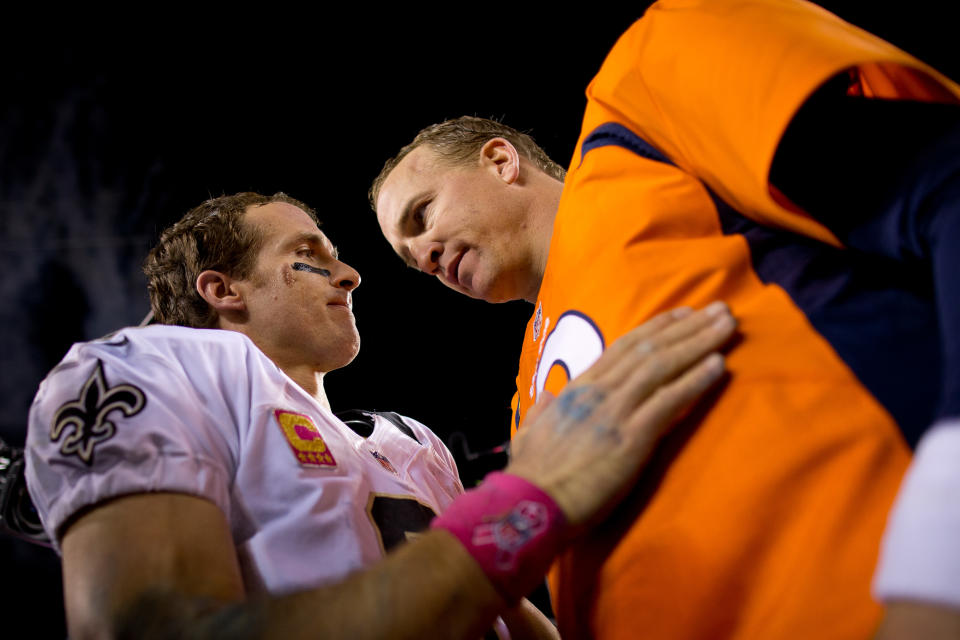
{"left": 431, "top": 471, "right": 567, "bottom": 603}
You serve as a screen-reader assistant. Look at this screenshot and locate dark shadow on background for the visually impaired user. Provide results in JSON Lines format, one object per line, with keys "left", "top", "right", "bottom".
{"left": 25, "top": 259, "right": 90, "bottom": 372}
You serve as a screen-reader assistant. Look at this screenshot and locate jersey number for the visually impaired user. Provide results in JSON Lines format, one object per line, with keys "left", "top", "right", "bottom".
{"left": 533, "top": 311, "right": 605, "bottom": 403}
{"left": 367, "top": 494, "right": 438, "bottom": 552}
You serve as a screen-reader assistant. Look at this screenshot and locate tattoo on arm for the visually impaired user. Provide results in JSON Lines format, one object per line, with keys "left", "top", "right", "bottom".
{"left": 555, "top": 386, "right": 622, "bottom": 443}
{"left": 117, "top": 591, "right": 265, "bottom": 640}
{"left": 556, "top": 386, "right": 604, "bottom": 422}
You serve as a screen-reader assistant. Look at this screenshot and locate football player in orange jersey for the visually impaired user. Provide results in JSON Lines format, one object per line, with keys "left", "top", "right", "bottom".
{"left": 373, "top": 1, "right": 960, "bottom": 637}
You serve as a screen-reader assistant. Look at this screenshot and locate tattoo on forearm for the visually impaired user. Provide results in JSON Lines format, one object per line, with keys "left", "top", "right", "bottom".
{"left": 117, "top": 591, "right": 266, "bottom": 640}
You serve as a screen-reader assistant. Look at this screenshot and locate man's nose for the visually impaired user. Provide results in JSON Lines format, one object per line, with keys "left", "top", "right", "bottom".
{"left": 412, "top": 240, "right": 443, "bottom": 274}
{"left": 332, "top": 261, "right": 361, "bottom": 291}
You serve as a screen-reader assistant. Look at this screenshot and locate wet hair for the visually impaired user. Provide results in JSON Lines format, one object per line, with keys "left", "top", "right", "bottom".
{"left": 144, "top": 191, "right": 318, "bottom": 328}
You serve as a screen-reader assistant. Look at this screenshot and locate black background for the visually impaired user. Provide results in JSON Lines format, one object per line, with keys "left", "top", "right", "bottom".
{"left": 1, "top": 5, "right": 955, "bottom": 635}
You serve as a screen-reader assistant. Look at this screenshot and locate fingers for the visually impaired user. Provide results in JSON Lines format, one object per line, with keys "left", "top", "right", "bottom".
{"left": 623, "top": 352, "right": 726, "bottom": 446}
{"left": 610, "top": 307, "right": 734, "bottom": 402}
{"left": 573, "top": 307, "right": 695, "bottom": 381}
{"left": 536, "top": 301, "right": 735, "bottom": 435}
{"left": 644, "top": 301, "right": 731, "bottom": 354}
{"left": 506, "top": 348, "right": 729, "bottom": 526}
{"left": 504, "top": 303, "right": 736, "bottom": 528}
{"left": 588, "top": 302, "right": 735, "bottom": 391}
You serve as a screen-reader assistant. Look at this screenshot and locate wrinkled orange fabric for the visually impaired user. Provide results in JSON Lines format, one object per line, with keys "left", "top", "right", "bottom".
{"left": 510, "top": 1, "right": 959, "bottom": 637}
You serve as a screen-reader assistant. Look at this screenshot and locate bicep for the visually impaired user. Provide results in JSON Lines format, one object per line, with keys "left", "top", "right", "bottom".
{"left": 61, "top": 492, "right": 244, "bottom": 640}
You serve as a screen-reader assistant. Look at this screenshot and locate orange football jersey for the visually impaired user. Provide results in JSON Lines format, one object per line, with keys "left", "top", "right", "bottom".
{"left": 511, "top": 1, "right": 960, "bottom": 638}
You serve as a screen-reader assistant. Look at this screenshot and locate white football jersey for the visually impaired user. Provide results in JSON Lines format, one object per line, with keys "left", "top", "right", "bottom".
{"left": 25, "top": 325, "right": 464, "bottom": 594}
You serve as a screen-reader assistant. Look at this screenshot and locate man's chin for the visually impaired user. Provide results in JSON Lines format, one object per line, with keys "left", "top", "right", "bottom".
{"left": 472, "top": 286, "right": 521, "bottom": 305}
{"left": 326, "top": 338, "right": 361, "bottom": 372}
{"left": 472, "top": 276, "right": 527, "bottom": 304}
{"left": 444, "top": 271, "right": 521, "bottom": 304}
{"left": 460, "top": 281, "right": 498, "bottom": 303}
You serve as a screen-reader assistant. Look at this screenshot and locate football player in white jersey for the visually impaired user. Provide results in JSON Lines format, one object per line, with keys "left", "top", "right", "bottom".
{"left": 26, "top": 192, "right": 736, "bottom": 639}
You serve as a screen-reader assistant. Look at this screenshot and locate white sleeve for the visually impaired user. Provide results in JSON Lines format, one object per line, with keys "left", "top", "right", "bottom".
{"left": 414, "top": 418, "right": 465, "bottom": 495}
{"left": 393, "top": 414, "right": 465, "bottom": 503}
{"left": 25, "top": 337, "right": 238, "bottom": 550}
{"left": 873, "top": 418, "right": 960, "bottom": 607}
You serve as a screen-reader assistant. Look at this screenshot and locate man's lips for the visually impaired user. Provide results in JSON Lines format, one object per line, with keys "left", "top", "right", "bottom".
{"left": 445, "top": 249, "right": 466, "bottom": 288}
{"left": 327, "top": 296, "right": 352, "bottom": 310}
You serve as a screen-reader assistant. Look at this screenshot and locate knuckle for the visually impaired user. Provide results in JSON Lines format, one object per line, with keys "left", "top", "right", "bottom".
{"left": 635, "top": 339, "right": 656, "bottom": 356}
{"left": 643, "top": 351, "right": 672, "bottom": 372}
{"left": 610, "top": 332, "right": 641, "bottom": 355}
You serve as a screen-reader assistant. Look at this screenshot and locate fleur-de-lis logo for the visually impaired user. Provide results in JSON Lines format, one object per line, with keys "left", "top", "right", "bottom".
{"left": 51, "top": 359, "right": 145, "bottom": 466}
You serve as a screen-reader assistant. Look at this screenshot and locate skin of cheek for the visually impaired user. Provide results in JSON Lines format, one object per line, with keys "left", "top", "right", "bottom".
{"left": 282, "top": 264, "right": 297, "bottom": 287}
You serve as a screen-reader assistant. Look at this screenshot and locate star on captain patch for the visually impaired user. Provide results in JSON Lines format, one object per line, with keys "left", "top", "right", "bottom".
{"left": 532, "top": 301, "right": 543, "bottom": 341}
{"left": 275, "top": 409, "right": 337, "bottom": 468}
{"left": 370, "top": 450, "right": 398, "bottom": 475}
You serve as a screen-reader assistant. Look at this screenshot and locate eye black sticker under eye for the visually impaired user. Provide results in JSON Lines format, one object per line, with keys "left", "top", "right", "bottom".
{"left": 292, "top": 262, "right": 331, "bottom": 277}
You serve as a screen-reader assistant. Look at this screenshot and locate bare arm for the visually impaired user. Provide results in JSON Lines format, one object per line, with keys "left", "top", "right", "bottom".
{"left": 875, "top": 601, "right": 960, "bottom": 640}
{"left": 61, "top": 303, "right": 736, "bottom": 640}
{"left": 64, "top": 493, "right": 505, "bottom": 640}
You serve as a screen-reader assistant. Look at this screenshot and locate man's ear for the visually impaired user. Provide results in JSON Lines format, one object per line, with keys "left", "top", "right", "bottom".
{"left": 196, "top": 270, "right": 246, "bottom": 316}
{"left": 480, "top": 138, "right": 521, "bottom": 185}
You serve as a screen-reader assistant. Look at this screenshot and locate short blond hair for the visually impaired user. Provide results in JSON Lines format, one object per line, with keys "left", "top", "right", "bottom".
{"left": 369, "top": 116, "right": 565, "bottom": 209}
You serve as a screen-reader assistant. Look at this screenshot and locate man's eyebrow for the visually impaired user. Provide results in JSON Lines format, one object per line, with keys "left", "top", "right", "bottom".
{"left": 289, "top": 232, "right": 338, "bottom": 259}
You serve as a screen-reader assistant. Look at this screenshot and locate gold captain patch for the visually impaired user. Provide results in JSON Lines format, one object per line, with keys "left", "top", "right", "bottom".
{"left": 274, "top": 409, "right": 337, "bottom": 468}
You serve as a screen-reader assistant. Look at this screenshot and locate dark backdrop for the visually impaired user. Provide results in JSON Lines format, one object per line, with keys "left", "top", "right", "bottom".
{"left": 1, "top": 5, "right": 954, "bottom": 635}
